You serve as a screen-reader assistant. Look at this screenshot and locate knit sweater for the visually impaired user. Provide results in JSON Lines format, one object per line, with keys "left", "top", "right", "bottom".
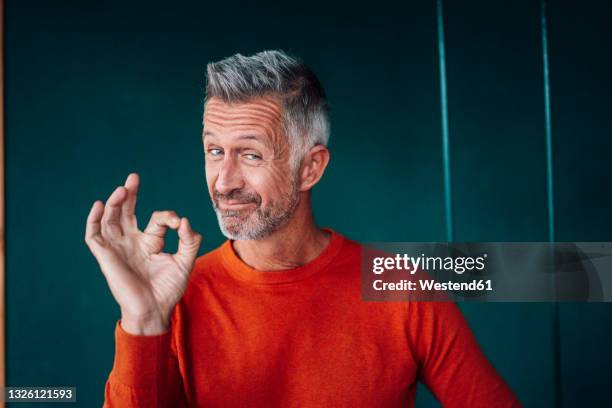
{"left": 103, "top": 228, "right": 520, "bottom": 407}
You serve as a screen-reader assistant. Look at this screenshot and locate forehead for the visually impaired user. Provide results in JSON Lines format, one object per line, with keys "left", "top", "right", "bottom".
{"left": 203, "top": 96, "right": 283, "bottom": 138}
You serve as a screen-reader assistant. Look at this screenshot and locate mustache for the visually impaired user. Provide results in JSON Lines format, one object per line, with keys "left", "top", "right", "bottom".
{"left": 213, "top": 189, "right": 261, "bottom": 206}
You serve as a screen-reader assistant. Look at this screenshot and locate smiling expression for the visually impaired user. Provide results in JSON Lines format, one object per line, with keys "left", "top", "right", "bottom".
{"left": 203, "top": 96, "right": 301, "bottom": 240}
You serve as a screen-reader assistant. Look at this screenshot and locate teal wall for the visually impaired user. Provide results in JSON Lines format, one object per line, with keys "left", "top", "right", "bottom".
{"left": 4, "top": 0, "right": 611, "bottom": 406}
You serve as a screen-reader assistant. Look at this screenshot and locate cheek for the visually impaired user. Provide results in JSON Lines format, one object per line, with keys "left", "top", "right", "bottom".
{"left": 246, "top": 166, "right": 295, "bottom": 202}
{"left": 205, "top": 163, "right": 217, "bottom": 192}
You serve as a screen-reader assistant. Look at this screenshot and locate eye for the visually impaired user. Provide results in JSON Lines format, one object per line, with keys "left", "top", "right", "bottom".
{"left": 243, "top": 153, "right": 262, "bottom": 161}
{"left": 207, "top": 148, "right": 223, "bottom": 159}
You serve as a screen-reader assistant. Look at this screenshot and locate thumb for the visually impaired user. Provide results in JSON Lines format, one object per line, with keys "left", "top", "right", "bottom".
{"left": 174, "top": 217, "right": 202, "bottom": 270}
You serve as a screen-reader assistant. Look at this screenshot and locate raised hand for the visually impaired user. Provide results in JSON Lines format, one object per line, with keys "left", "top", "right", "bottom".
{"left": 85, "top": 173, "right": 202, "bottom": 335}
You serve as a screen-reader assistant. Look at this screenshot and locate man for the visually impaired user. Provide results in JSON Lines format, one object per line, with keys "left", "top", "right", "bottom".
{"left": 86, "top": 50, "right": 520, "bottom": 407}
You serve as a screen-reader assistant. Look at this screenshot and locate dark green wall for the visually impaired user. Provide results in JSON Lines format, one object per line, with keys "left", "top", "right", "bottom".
{"left": 5, "top": 0, "right": 611, "bottom": 406}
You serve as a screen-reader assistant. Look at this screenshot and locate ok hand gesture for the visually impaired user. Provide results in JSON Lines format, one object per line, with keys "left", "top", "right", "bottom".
{"left": 85, "top": 173, "right": 202, "bottom": 335}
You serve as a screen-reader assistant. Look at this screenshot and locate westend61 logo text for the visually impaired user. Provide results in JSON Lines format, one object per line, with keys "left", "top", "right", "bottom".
{"left": 372, "top": 253, "right": 488, "bottom": 275}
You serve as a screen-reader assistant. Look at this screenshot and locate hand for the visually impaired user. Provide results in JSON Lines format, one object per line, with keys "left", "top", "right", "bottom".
{"left": 85, "top": 173, "right": 202, "bottom": 335}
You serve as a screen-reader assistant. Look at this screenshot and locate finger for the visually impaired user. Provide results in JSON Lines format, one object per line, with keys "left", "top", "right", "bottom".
{"left": 144, "top": 210, "right": 181, "bottom": 238}
{"left": 85, "top": 200, "right": 105, "bottom": 249}
{"left": 174, "top": 217, "right": 202, "bottom": 268}
{"left": 121, "top": 173, "right": 140, "bottom": 231}
{"left": 101, "top": 186, "right": 128, "bottom": 240}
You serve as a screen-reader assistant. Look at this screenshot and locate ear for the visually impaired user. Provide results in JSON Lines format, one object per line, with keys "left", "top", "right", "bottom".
{"left": 298, "top": 145, "right": 330, "bottom": 192}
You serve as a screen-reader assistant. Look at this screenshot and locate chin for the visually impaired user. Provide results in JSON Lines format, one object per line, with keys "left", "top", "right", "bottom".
{"left": 216, "top": 212, "right": 255, "bottom": 240}
{"left": 218, "top": 220, "right": 273, "bottom": 241}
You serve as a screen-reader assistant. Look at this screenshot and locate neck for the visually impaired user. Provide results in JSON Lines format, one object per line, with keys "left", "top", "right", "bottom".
{"left": 231, "top": 193, "right": 331, "bottom": 271}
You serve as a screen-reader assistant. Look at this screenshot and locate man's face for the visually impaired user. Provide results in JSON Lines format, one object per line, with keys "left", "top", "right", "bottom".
{"left": 203, "top": 96, "right": 300, "bottom": 240}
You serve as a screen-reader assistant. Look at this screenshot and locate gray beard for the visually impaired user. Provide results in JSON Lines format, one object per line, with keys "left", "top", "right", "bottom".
{"left": 214, "top": 184, "right": 300, "bottom": 241}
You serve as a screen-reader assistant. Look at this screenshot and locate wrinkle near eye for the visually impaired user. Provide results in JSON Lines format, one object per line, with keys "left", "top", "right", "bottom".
{"left": 203, "top": 97, "right": 289, "bottom": 162}
{"left": 203, "top": 97, "right": 296, "bottom": 199}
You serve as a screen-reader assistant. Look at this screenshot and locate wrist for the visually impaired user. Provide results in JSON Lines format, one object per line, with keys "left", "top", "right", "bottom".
{"left": 120, "top": 311, "right": 169, "bottom": 336}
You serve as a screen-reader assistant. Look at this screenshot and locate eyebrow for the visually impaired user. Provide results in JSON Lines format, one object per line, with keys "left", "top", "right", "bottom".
{"left": 203, "top": 131, "right": 271, "bottom": 148}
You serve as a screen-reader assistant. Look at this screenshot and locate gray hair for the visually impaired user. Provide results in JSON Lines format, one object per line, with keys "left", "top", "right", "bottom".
{"left": 205, "top": 50, "right": 330, "bottom": 170}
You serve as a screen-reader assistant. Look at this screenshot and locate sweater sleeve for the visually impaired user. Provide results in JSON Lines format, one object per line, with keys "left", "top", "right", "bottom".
{"left": 103, "top": 319, "right": 188, "bottom": 408}
{"left": 407, "top": 301, "right": 521, "bottom": 407}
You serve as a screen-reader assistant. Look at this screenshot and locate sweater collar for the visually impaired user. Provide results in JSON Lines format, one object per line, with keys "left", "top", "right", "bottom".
{"left": 219, "top": 227, "right": 344, "bottom": 285}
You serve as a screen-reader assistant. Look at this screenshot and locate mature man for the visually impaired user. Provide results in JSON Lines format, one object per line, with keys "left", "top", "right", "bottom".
{"left": 86, "top": 50, "right": 520, "bottom": 407}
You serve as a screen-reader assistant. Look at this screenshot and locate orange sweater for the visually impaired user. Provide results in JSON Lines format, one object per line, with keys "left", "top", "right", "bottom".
{"left": 104, "top": 229, "right": 520, "bottom": 407}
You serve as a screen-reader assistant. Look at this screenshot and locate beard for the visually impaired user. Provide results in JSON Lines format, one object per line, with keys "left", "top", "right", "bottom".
{"left": 212, "top": 180, "right": 300, "bottom": 241}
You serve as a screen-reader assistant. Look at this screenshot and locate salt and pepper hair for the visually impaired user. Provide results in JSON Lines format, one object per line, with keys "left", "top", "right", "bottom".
{"left": 205, "top": 50, "right": 330, "bottom": 171}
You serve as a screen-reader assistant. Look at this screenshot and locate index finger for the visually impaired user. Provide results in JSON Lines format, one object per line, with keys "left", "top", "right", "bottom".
{"left": 121, "top": 173, "right": 140, "bottom": 230}
{"left": 85, "top": 200, "right": 104, "bottom": 245}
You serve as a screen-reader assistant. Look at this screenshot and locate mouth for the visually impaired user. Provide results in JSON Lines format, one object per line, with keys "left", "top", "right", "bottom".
{"left": 217, "top": 201, "right": 257, "bottom": 211}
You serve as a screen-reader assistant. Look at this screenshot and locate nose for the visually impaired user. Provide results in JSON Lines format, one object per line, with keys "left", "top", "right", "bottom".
{"left": 215, "top": 156, "right": 245, "bottom": 194}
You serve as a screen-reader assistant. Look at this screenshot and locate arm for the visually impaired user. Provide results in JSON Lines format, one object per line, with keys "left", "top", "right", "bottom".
{"left": 84, "top": 173, "right": 202, "bottom": 407}
{"left": 103, "top": 319, "right": 188, "bottom": 408}
{"left": 407, "top": 301, "right": 521, "bottom": 407}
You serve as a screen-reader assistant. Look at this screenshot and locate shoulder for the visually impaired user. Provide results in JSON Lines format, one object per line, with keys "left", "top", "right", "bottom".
{"left": 341, "top": 235, "right": 362, "bottom": 253}
{"left": 333, "top": 230, "right": 365, "bottom": 265}
{"left": 176, "top": 241, "right": 229, "bottom": 310}
{"left": 191, "top": 241, "right": 228, "bottom": 278}
{"left": 329, "top": 228, "right": 361, "bottom": 253}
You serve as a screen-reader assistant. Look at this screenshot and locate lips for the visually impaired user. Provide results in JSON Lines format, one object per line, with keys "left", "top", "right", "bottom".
{"left": 218, "top": 201, "right": 256, "bottom": 211}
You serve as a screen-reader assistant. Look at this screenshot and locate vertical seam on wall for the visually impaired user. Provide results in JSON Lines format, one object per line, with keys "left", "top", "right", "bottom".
{"left": 541, "top": 1, "right": 563, "bottom": 407}
{"left": 436, "top": 0, "right": 454, "bottom": 243}
{"left": 542, "top": 1, "right": 555, "bottom": 243}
